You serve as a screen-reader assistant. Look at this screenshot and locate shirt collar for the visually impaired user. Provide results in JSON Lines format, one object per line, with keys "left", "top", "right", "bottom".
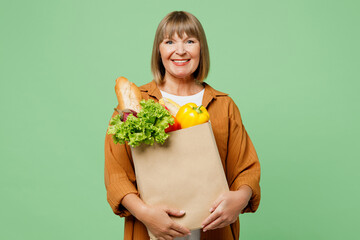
{"left": 140, "top": 80, "right": 228, "bottom": 108}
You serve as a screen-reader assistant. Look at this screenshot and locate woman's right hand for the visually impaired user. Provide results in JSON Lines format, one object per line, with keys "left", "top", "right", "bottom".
{"left": 139, "top": 205, "right": 191, "bottom": 240}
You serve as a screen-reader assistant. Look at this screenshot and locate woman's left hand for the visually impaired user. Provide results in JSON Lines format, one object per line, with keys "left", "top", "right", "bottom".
{"left": 201, "top": 185, "right": 253, "bottom": 232}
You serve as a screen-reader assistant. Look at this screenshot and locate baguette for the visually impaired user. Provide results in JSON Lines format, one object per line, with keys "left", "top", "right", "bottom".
{"left": 114, "top": 76, "right": 142, "bottom": 112}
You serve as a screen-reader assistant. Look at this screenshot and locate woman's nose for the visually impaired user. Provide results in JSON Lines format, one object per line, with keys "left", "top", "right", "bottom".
{"left": 175, "top": 43, "right": 186, "bottom": 55}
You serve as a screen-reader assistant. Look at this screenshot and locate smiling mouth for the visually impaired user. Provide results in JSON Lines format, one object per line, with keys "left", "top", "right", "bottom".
{"left": 171, "top": 59, "right": 190, "bottom": 63}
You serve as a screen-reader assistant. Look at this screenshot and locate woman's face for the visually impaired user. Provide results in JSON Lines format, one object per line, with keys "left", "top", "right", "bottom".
{"left": 159, "top": 33, "right": 200, "bottom": 81}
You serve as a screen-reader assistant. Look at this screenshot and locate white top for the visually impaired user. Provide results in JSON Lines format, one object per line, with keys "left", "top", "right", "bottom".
{"left": 160, "top": 89, "right": 205, "bottom": 107}
{"left": 175, "top": 230, "right": 201, "bottom": 240}
{"left": 160, "top": 89, "right": 204, "bottom": 240}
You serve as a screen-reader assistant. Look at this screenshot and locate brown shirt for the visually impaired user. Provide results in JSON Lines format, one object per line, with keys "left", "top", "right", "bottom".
{"left": 104, "top": 81, "right": 261, "bottom": 240}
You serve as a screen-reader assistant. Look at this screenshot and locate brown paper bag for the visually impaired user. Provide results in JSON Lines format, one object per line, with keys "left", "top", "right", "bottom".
{"left": 131, "top": 122, "right": 229, "bottom": 231}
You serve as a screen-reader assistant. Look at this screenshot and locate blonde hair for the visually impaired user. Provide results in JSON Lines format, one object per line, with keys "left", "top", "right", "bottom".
{"left": 151, "top": 11, "right": 210, "bottom": 84}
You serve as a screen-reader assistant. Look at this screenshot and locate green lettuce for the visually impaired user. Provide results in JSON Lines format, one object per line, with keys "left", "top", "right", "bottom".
{"left": 107, "top": 99, "right": 174, "bottom": 147}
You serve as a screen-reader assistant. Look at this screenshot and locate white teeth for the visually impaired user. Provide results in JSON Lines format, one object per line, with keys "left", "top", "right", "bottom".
{"left": 173, "top": 60, "right": 189, "bottom": 63}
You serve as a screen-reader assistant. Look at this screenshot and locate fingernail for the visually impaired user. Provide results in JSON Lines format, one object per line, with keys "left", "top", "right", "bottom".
{"left": 180, "top": 210, "right": 185, "bottom": 214}
{"left": 203, "top": 229, "right": 207, "bottom": 232}
{"left": 209, "top": 208, "right": 213, "bottom": 212}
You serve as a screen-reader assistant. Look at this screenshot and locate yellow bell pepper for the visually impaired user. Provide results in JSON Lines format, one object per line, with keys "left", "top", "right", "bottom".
{"left": 175, "top": 103, "right": 210, "bottom": 129}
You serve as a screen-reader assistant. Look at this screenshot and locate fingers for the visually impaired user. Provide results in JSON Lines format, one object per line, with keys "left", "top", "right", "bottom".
{"left": 209, "top": 194, "right": 224, "bottom": 213}
{"left": 154, "top": 227, "right": 190, "bottom": 240}
{"left": 171, "top": 222, "right": 191, "bottom": 235}
{"left": 165, "top": 208, "right": 186, "bottom": 217}
{"left": 168, "top": 229, "right": 189, "bottom": 238}
{"left": 145, "top": 206, "right": 191, "bottom": 240}
{"left": 201, "top": 207, "right": 222, "bottom": 229}
{"left": 154, "top": 234, "right": 173, "bottom": 240}
{"left": 203, "top": 216, "right": 224, "bottom": 232}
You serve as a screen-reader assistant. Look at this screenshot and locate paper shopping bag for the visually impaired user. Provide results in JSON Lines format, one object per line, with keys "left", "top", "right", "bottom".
{"left": 131, "top": 122, "right": 229, "bottom": 230}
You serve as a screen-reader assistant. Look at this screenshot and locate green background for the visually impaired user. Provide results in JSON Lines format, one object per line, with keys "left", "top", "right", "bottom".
{"left": 1, "top": 0, "right": 359, "bottom": 239}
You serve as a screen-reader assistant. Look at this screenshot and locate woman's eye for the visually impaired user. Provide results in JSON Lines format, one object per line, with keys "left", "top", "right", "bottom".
{"left": 187, "top": 40, "right": 195, "bottom": 44}
{"left": 165, "top": 40, "right": 173, "bottom": 44}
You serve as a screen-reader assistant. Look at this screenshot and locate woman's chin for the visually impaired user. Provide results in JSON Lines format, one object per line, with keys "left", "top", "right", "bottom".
{"left": 169, "top": 72, "right": 195, "bottom": 80}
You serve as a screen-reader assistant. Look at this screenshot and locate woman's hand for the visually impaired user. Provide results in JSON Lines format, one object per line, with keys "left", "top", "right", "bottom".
{"left": 121, "top": 193, "right": 190, "bottom": 239}
{"left": 201, "top": 185, "right": 253, "bottom": 232}
{"left": 139, "top": 205, "right": 191, "bottom": 240}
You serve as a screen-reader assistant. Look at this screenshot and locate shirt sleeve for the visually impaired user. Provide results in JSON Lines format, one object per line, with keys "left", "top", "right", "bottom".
{"left": 226, "top": 98, "right": 261, "bottom": 213}
{"left": 104, "top": 111, "right": 139, "bottom": 217}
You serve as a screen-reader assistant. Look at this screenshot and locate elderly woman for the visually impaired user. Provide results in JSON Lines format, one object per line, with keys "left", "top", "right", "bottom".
{"left": 104, "top": 11, "right": 261, "bottom": 240}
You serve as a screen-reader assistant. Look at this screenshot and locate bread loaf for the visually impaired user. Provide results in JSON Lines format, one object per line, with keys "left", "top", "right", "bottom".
{"left": 114, "top": 76, "right": 142, "bottom": 112}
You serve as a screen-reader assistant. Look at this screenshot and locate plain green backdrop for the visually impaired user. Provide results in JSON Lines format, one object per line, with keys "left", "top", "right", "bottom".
{"left": 1, "top": 0, "right": 359, "bottom": 239}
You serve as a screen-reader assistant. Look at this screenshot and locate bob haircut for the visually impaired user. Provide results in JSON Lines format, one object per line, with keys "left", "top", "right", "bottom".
{"left": 151, "top": 11, "right": 210, "bottom": 84}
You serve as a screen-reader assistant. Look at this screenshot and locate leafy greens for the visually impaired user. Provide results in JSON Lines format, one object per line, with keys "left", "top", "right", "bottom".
{"left": 107, "top": 99, "right": 174, "bottom": 147}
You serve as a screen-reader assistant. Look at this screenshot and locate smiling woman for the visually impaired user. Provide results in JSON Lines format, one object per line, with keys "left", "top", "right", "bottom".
{"left": 104, "top": 11, "right": 261, "bottom": 240}
{"left": 159, "top": 33, "right": 200, "bottom": 83}
{"left": 151, "top": 11, "right": 210, "bottom": 87}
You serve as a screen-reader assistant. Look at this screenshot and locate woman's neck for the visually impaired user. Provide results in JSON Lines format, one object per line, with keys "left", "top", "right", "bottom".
{"left": 158, "top": 73, "right": 204, "bottom": 96}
